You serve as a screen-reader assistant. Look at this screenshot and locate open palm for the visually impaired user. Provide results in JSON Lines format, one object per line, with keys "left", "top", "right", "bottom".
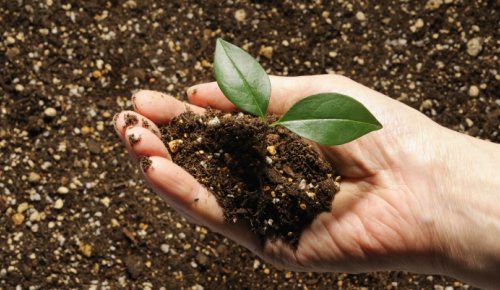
{"left": 115, "top": 75, "right": 445, "bottom": 274}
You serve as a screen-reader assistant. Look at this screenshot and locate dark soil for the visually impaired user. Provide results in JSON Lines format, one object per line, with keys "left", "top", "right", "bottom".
{"left": 1, "top": 0, "right": 496, "bottom": 289}
{"left": 162, "top": 110, "right": 339, "bottom": 247}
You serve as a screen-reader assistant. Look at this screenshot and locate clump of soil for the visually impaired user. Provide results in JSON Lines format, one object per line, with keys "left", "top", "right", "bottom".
{"left": 160, "top": 110, "right": 340, "bottom": 247}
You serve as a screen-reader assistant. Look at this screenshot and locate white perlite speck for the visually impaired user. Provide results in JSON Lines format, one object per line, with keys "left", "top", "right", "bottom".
{"left": 299, "top": 179, "right": 307, "bottom": 190}
{"left": 160, "top": 244, "right": 170, "bottom": 254}
{"left": 207, "top": 117, "right": 220, "bottom": 127}
{"left": 253, "top": 259, "right": 260, "bottom": 269}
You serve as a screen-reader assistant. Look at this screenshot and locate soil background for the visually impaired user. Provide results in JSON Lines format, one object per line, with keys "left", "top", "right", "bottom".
{"left": 0, "top": 0, "right": 498, "bottom": 289}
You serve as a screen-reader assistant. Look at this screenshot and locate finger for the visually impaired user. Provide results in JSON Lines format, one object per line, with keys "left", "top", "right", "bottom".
{"left": 142, "top": 156, "right": 260, "bottom": 252}
{"left": 124, "top": 126, "right": 170, "bottom": 161}
{"left": 187, "top": 75, "right": 355, "bottom": 115}
{"left": 114, "top": 110, "right": 161, "bottom": 141}
{"left": 132, "top": 90, "right": 205, "bottom": 125}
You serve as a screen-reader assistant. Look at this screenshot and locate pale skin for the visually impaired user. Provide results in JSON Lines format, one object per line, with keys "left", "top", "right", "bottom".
{"left": 114, "top": 75, "right": 500, "bottom": 289}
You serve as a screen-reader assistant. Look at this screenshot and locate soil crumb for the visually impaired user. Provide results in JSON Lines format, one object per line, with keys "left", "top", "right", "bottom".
{"left": 161, "top": 110, "right": 339, "bottom": 247}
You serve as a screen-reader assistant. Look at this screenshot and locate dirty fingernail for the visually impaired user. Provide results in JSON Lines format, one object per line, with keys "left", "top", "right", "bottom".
{"left": 112, "top": 113, "right": 120, "bottom": 133}
{"left": 186, "top": 86, "right": 197, "bottom": 97}
{"left": 127, "top": 131, "right": 141, "bottom": 146}
{"left": 123, "top": 113, "right": 139, "bottom": 128}
{"left": 132, "top": 94, "right": 138, "bottom": 111}
{"left": 139, "top": 156, "right": 153, "bottom": 172}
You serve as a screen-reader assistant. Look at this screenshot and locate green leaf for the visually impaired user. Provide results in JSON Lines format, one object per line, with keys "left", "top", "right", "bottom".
{"left": 275, "top": 93, "right": 383, "bottom": 145}
{"left": 214, "top": 38, "right": 270, "bottom": 117}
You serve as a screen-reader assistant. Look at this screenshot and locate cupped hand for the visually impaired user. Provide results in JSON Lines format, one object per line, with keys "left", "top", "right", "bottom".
{"left": 114, "top": 75, "right": 451, "bottom": 274}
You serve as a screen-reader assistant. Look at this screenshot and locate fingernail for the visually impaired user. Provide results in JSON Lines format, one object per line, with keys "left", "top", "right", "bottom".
{"left": 139, "top": 156, "right": 153, "bottom": 172}
{"left": 123, "top": 113, "right": 139, "bottom": 129}
{"left": 186, "top": 86, "right": 197, "bottom": 97}
{"left": 127, "top": 131, "right": 141, "bottom": 146}
{"left": 132, "top": 94, "right": 138, "bottom": 111}
{"left": 112, "top": 113, "right": 120, "bottom": 133}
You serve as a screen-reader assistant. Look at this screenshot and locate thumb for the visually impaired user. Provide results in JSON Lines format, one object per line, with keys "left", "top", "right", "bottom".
{"left": 187, "top": 75, "right": 348, "bottom": 115}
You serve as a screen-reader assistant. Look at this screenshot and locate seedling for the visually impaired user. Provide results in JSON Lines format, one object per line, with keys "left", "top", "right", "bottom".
{"left": 214, "top": 38, "right": 383, "bottom": 145}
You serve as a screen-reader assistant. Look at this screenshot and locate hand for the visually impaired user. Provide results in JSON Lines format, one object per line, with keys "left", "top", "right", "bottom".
{"left": 114, "top": 75, "right": 500, "bottom": 289}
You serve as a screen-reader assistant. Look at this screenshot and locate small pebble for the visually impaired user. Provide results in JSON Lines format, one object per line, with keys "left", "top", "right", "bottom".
{"left": 328, "top": 51, "right": 337, "bottom": 58}
{"left": 234, "top": 9, "right": 246, "bottom": 22}
{"left": 28, "top": 172, "right": 41, "bottom": 183}
{"left": 100, "top": 197, "right": 111, "bottom": 207}
{"left": 168, "top": 139, "right": 183, "bottom": 153}
{"left": 57, "top": 186, "right": 69, "bottom": 194}
{"left": 266, "top": 146, "right": 277, "bottom": 155}
{"left": 81, "top": 126, "right": 92, "bottom": 135}
{"left": 468, "top": 85, "right": 479, "bottom": 97}
{"left": 466, "top": 37, "right": 482, "bottom": 57}
{"left": 44, "top": 107, "right": 57, "bottom": 118}
{"left": 92, "top": 70, "right": 102, "bottom": 78}
{"left": 29, "top": 211, "right": 40, "bottom": 222}
{"left": 259, "top": 46, "right": 273, "bottom": 59}
{"left": 410, "top": 18, "right": 424, "bottom": 32}
{"left": 53, "top": 199, "right": 64, "bottom": 209}
{"left": 425, "top": 0, "right": 442, "bottom": 10}
{"left": 14, "top": 84, "right": 24, "bottom": 92}
{"left": 160, "top": 244, "right": 170, "bottom": 254}
{"left": 80, "top": 243, "right": 92, "bottom": 257}
{"left": 355, "top": 11, "right": 366, "bottom": 21}
{"left": 420, "top": 99, "right": 433, "bottom": 110}
{"left": 305, "top": 191, "right": 316, "bottom": 199}
{"left": 31, "top": 224, "right": 39, "bottom": 232}
{"left": 17, "top": 202, "right": 29, "bottom": 213}
{"left": 6, "top": 36, "right": 15, "bottom": 44}
{"left": 11, "top": 213, "right": 25, "bottom": 225}
{"left": 30, "top": 193, "right": 41, "bottom": 201}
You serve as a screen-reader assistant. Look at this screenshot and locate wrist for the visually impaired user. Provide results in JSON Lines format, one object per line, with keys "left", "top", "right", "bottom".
{"left": 432, "top": 130, "right": 500, "bottom": 289}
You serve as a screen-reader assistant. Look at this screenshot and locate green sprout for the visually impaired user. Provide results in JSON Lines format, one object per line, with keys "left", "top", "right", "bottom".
{"left": 213, "top": 38, "right": 382, "bottom": 145}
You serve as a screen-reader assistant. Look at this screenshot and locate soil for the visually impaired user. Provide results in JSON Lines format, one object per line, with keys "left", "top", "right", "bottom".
{"left": 162, "top": 110, "right": 339, "bottom": 247}
{"left": 0, "top": 0, "right": 497, "bottom": 289}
